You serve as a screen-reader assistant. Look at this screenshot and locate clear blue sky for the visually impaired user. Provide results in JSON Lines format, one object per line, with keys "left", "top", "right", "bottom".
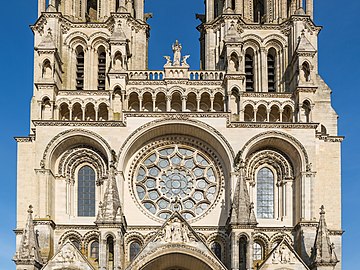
{"left": 0, "top": 0, "right": 359, "bottom": 268}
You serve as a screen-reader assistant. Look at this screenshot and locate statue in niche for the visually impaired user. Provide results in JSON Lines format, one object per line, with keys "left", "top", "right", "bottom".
{"left": 162, "top": 217, "right": 190, "bottom": 243}
{"left": 172, "top": 40, "right": 182, "bottom": 66}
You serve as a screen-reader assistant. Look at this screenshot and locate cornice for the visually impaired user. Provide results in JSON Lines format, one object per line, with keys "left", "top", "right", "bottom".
{"left": 316, "top": 134, "right": 344, "bottom": 143}
{"left": 228, "top": 122, "right": 318, "bottom": 129}
{"left": 14, "top": 137, "right": 33, "bottom": 143}
{"left": 58, "top": 90, "right": 110, "bottom": 96}
{"left": 32, "top": 120, "right": 125, "bottom": 127}
{"left": 240, "top": 92, "right": 292, "bottom": 98}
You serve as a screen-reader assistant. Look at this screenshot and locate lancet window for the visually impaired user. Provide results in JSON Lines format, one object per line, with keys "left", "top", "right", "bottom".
{"left": 245, "top": 50, "right": 255, "bottom": 91}
{"left": 76, "top": 46, "right": 85, "bottom": 90}
{"left": 78, "top": 165, "right": 96, "bottom": 217}
{"left": 98, "top": 46, "right": 106, "bottom": 90}
{"left": 256, "top": 167, "right": 275, "bottom": 219}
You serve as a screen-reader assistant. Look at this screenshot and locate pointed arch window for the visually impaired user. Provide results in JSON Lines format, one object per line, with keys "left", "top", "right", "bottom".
{"left": 239, "top": 236, "right": 247, "bottom": 270}
{"left": 76, "top": 46, "right": 85, "bottom": 90}
{"left": 107, "top": 236, "right": 114, "bottom": 270}
{"left": 245, "top": 51, "right": 254, "bottom": 92}
{"left": 256, "top": 167, "right": 274, "bottom": 219}
{"left": 78, "top": 166, "right": 96, "bottom": 217}
{"left": 211, "top": 242, "right": 222, "bottom": 260}
{"left": 98, "top": 47, "right": 106, "bottom": 90}
{"left": 129, "top": 241, "right": 141, "bottom": 261}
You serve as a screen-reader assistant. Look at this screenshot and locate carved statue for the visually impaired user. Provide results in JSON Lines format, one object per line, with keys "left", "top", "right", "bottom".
{"left": 181, "top": 55, "right": 190, "bottom": 66}
{"left": 164, "top": 56, "right": 172, "bottom": 67}
{"left": 172, "top": 40, "right": 182, "bottom": 66}
{"left": 162, "top": 217, "right": 191, "bottom": 243}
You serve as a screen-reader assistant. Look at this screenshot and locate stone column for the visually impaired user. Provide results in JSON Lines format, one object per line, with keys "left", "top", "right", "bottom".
{"left": 95, "top": 106, "right": 99, "bottom": 121}
{"left": 235, "top": 0, "right": 243, "bottom": 14}
{"left": 210, "top": 96, "right": 214, "bottom": 111}
{"left": 306, "top": 0, "right": 313, "bottom": 19}
{"left": 166, "top": 96, "right": 171, "bottom": 112}
{"left": 139, "top": 96, "right": 143, "bottom": 112}
{"left": 206, "top": 0, "right": 214, "bottom": 21}
{"left": 82, "top": 106, "right": 85, "bottom": 120}
{"left": 38, "top": 0, "right": 46, "bottom": 16}
{"left": 152, "top": 97, "right": 156, "bottom": 112}
{"left": 134, "top": 0, "right": 144, "bottom": 20}
{"left": 260, "top": 47, "right": 267, "bottom": 92}
{"left": 254, "top": 108, "right": 258, "bottom": 122}
{"left": 196, "top": 97, "right": 201, "bottom": 112}
{"left": 181, "top": 96, "right": 187, "bottom": 112}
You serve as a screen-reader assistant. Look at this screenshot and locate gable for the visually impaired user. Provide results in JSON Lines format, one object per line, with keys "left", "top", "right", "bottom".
{"left": 41, "top": 241, "right": 94, "bottom": 270}
{"left": 259, "top": 239, "right": 309, "bottom": 270}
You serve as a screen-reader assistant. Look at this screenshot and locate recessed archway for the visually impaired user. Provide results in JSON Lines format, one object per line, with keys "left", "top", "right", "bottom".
{"left": 141, "top": 253, "right": 212, "bottom": 270}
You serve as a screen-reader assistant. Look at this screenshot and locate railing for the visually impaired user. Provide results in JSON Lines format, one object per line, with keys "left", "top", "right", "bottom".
{"left": 127, "top": 71, "right": 164, "bottom": 80}
{"left": 188, "top": 71, "right": 225, "bottom": 81}
{"left": 127, "top": 70, "right": 226, "bottom": 81}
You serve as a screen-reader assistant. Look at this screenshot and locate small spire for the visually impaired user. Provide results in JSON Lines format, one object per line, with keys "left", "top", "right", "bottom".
{"left": 230, "top": 169, "right": 257, "bottom": 225}
{"left": 311, "top": 205, "right": 338, "bottom": 269}
{"left": 96, "top": 167, "right": 123, "bottom": 223}
{"left": 14, "top": 205, "right": 43, "bottom": 266}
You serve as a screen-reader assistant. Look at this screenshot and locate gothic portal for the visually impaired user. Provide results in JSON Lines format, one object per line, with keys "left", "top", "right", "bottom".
{"left": 13, "top": 1, "right": 343, "bottom": 270}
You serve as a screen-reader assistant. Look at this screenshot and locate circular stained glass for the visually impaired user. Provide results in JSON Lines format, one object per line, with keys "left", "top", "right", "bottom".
{"left": 133, "top": 143, "right": 221, "bottom": 221}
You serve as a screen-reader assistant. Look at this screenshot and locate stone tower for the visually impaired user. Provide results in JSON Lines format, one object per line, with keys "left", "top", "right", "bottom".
{"left": 14, "top": 0, "right": 343, "bottom": 269}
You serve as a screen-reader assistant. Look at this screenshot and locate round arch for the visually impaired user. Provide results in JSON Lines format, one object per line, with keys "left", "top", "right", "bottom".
{"left": 117, "top": 119, "right": 235, "bottom": 174}
{"left": 129, "top": 245, "right": 227, "bottom": 270}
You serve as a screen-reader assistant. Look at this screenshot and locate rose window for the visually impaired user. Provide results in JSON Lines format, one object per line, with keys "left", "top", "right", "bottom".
{"left": 133, "top": 143, "right": 221, "bottom": 221}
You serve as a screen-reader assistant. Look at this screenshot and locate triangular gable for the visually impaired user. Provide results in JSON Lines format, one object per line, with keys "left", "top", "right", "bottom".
{"left": 41, "top": 240, "right": 95, "bottom": 270}
{"left": 126, "top": 211, "right": 227, "bottom": 270}
{"left": 258, "top": 238, "right": 310, "bottom": 270}
{"left": 296, "top": 33, "right": 316, "bottom": 53}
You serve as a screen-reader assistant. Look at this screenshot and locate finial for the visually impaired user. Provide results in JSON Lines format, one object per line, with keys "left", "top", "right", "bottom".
{"left": 28, "top": 205, "right": 33, "bottom": 214}
{"left": 320, "top": 205, "right": 325, "bottom": 215}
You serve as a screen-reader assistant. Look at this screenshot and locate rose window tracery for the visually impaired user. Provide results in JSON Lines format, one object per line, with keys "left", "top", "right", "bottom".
{"left": 132, "top": 140, "right": 222, "bottom": 222}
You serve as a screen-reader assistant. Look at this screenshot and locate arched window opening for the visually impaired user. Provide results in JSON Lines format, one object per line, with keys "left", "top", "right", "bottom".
{"left": 200, "top": 93, "right": 211, "bottom": 112}
{"left": 302, "top": 100, "right": 311, "bottom": 123}
{"left": 85, "top": 103, "right": 96, "bottom": 121}
{"left": 129, "top": 241, "right": 141, "bottom": 261}
{"left": 214, "top": 0, "right": 219, "bottom": 18}
{"left": 257, "top": 167, "right": 274, "bottom": 219}
{"left": 186, "top": 92, "right": 197, "bottom": 112}
{"left": 42, "top": 60, "right": 52, "bottom": 79}
{"left": 228, "top": 53, "right": 239, "bottom": 72}
{"left": 282, "top": 105, "right": 293, "bottom": 122}
{"left": 59, "top": 103, "right": 70, "bottom": 120}
{"left": 89, "top": 240, "right": 99, "bottom": 261}
{"left": 269, "top": 105, "right": 280, "bottom": 122}
{"left": 114, "top": 51, "right": 124, "bottom": 70}
{"left": 245, "top": 50, "right": 254, "bottom": 92}
{"left": 254, "top": 0, "right": 265, "bottom": 23}
{"left": 256, "top": 105, "right": 267, "bottom": 122}
{"left": 171, "top": 92, "right": 182, "bottom": 112}
{"left": 213, "top": 93, "right": 224, "bottom": 112}
{"left": 107, "top": 236, "right": 114, "bottom": 270}
{"left": 301, "top": 62, "right": 311, "bottom": 82}
{"left": 128, "top": 92, "right": 139, "bottom": 111}
{"left": 231, "top": 88, "right": 240, "bottom": 114}
{"left": 155, "top": 92, "right": 166, "bottom": 112}
{"left": 72, "top": 103, "right": 83, "bottom": 121}
{"left": 98, "top": 103, "right": 109, "bottom": 121}
{"left": 239, "top": 237, "right": 247, "bottom": 270}
{"left": 267, "top": 49, "right": 276, "bottom": 92}
{"left": 87, "top": 0, "right": 98, "bottom": 21}
{"left": 253, "top": 241, "right": 264, "bottom": 262}
{"left": 143, "top": 92, "right": 153, "bottom": 112}
{"left": 41, "top": 97, "right": 52, "bottom": 120}
{"left": 78, "top": 166, "right": 96, "bottom": 217}
{"left": 98, "top": 47, "right": 106, "bottom": 90}
{"left": 244, "top": 105, "right": 254, "bottom": 121}
{"left": 116, "top": 0, "right": 120, "bottom": 12}
{"left": 76, "top": 47, "right": 85, "bottom": 90}
{"left": 211, "top": 242, "right": 222, "bottom": 261}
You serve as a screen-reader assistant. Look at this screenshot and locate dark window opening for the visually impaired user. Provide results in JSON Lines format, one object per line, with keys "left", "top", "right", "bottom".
{"left": 76, "top": 48, "right": 84, "bottom": 90}
{"left": 98, "top": 49, "right": 106, "bottom": 90}
{"left": 245, "top": 54, "right": 254, "bottom": 92}
{"left": 211, "top": 242, "right": 222, "bottom": 261}
{"left": 239, "top": 237, "right": 247, "bottom": 270}
{"left": 267, "top": 53, "right": 276, "bottom": 92}
{"left": 254, "top": 0, "right": 265, "bottom": 22}
{"left": 87, "top": 0, "right": 98, "bottom": 21}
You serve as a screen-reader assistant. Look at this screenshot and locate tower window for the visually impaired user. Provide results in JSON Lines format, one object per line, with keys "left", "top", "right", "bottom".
{"left": 107, "top": 236, "right": 114, "bottom": 270}
{"left": 267, "top": 50, "right": 276, "bottom": 92}
{"left": 245, "top": 52, "right": 254, "bottom": 92}
{"left": 231, "top": 0, "right": 236, "bottom": 10}
{"left": 76, "top": 47, "right": 85, "bottom": 90}
{"left": 78, "top": 166, "right": 96, "bottom": 216}
{"left": 87, "top": 0, "right": 98, "bottom": 21}
{"left": 254, "top": 0, "right": 265, "bottom": 22}
{"left": 98, "top": 47, "right": 106, "bottom": 90}
{"left": 239, "top": 237, "right": 247, "bottom": 270}
{"left": 256, "top": 167, "right": 274, "bottom": 219}
{"left": 129, "top": 241, "right": 141, "bottom": 261}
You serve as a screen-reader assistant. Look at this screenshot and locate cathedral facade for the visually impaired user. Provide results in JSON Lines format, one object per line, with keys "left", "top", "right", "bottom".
{"left": 13, "top": 1, "right": 343, "bottom": 270}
